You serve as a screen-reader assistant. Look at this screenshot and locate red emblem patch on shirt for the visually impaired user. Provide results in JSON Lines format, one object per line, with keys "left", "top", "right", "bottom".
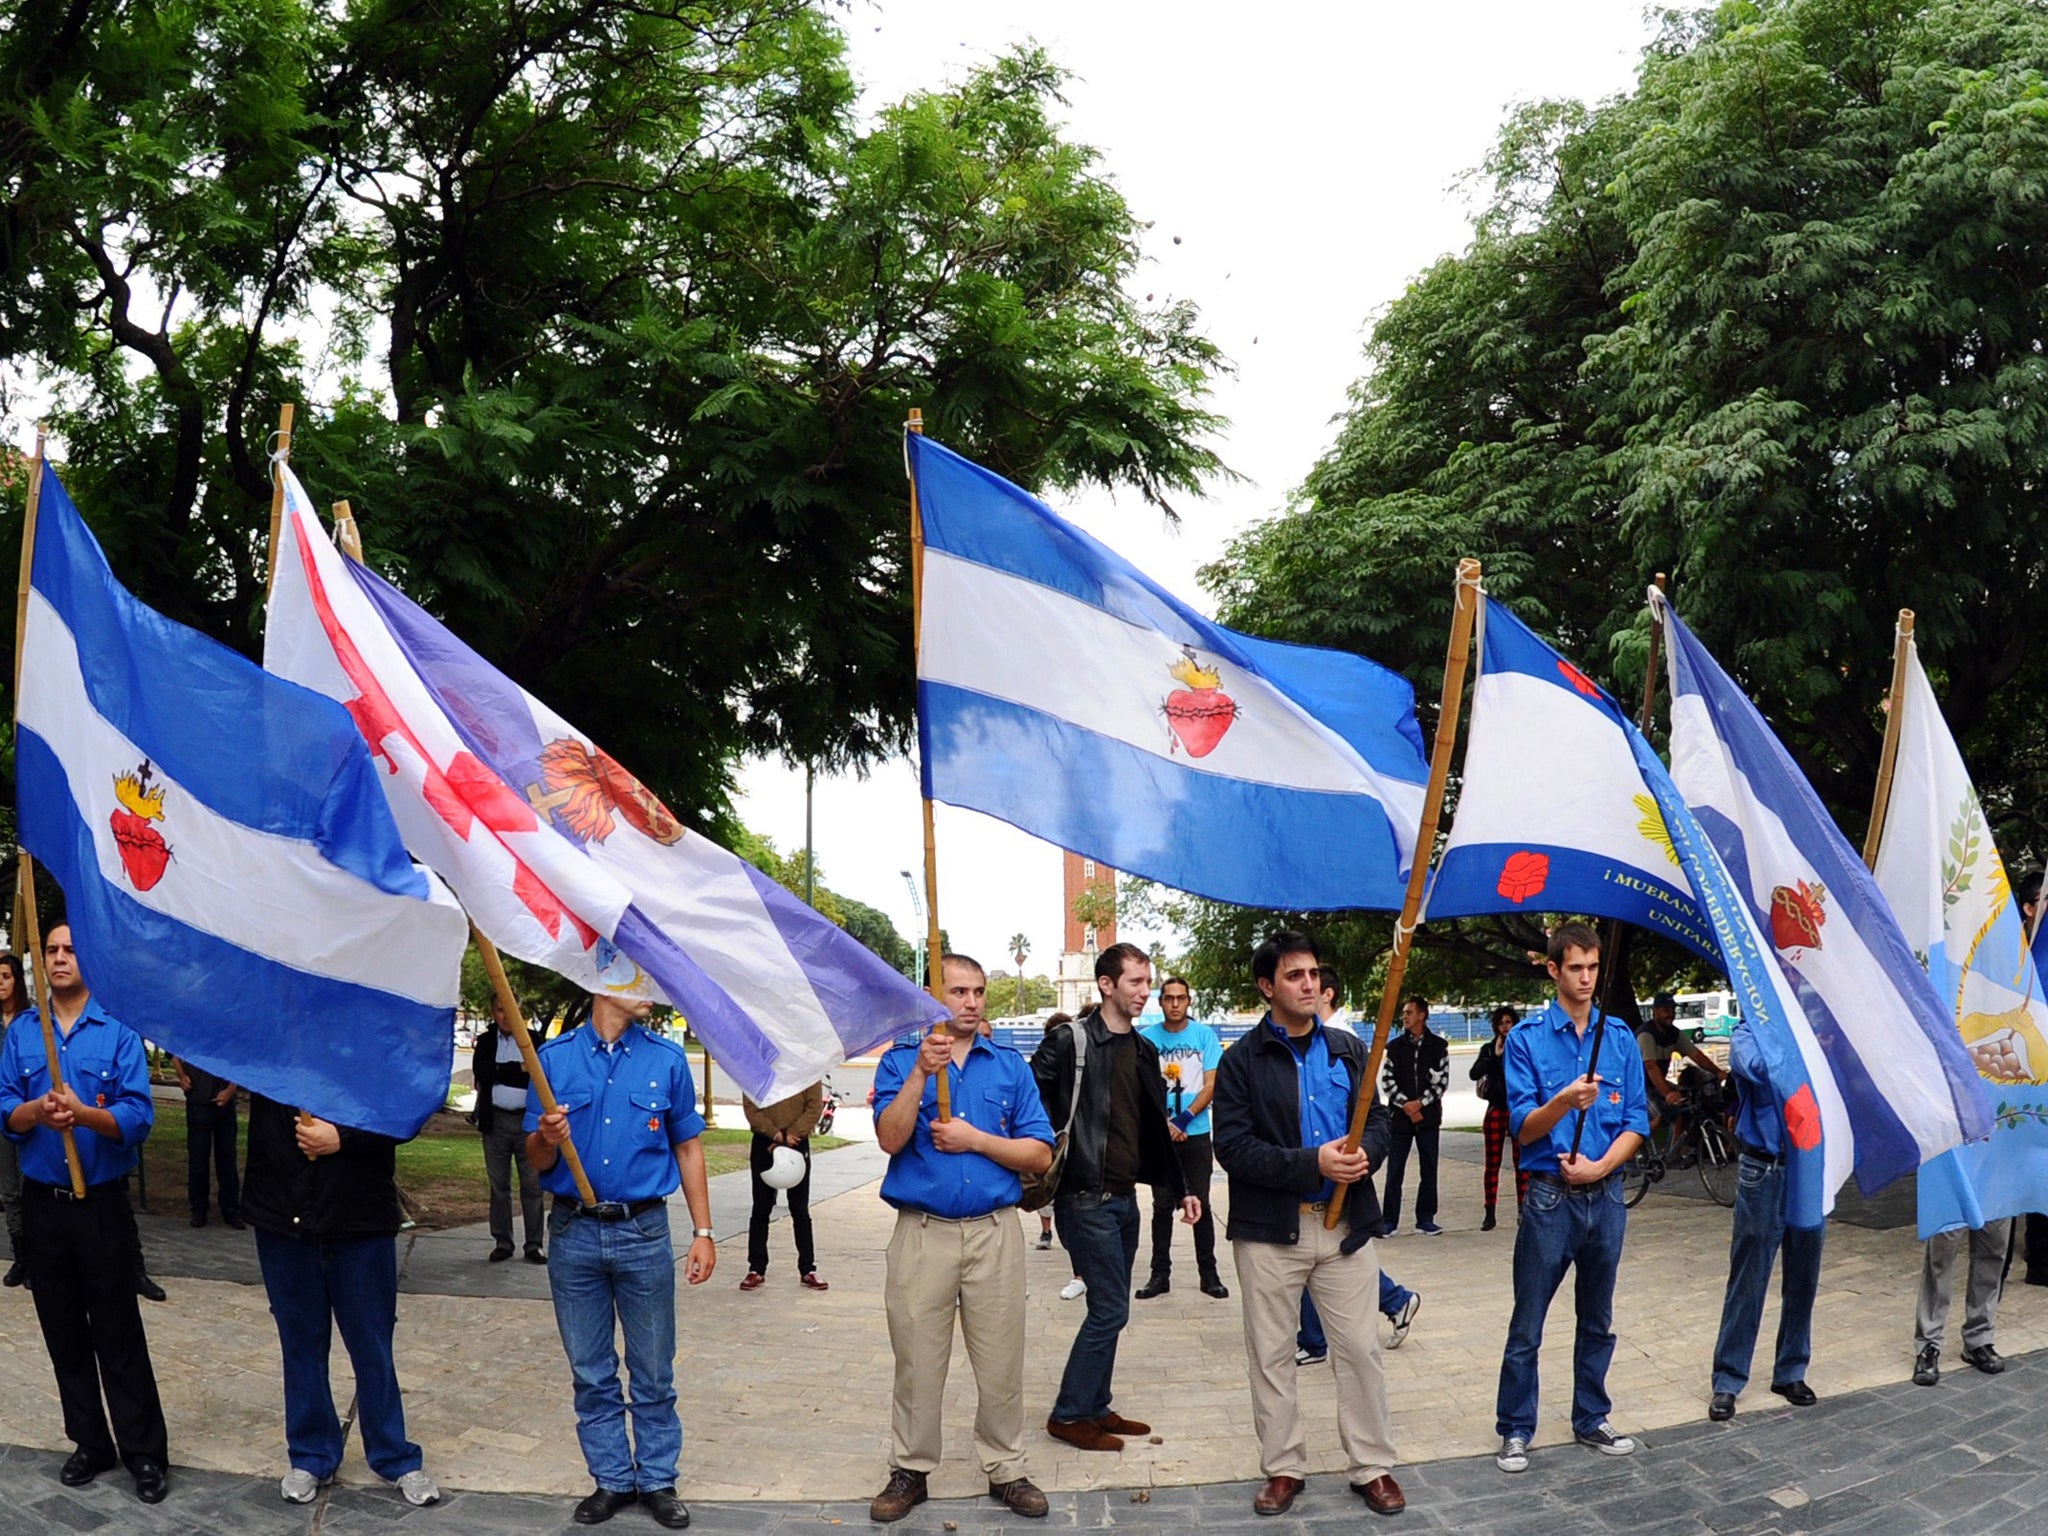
{"left": 647, "top": 1116, "right": 661, "bottom": 1133}
{"left": 96, "top": 1093, "right": 107, "bottom": 1107}
{"left": 1608, "top": 1091, "right": 1621, "bottom": 1105}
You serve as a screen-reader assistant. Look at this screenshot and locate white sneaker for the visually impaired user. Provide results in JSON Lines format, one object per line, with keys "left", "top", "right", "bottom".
{"left": 396, "top": 1469, "right": 442, "bottom": 1506}
{"left": 1387, "top": 1292, "right": 1422, "bottom": 1349}
{"left": 1059, "top": 1277, "right": 1087, "bottom": 1301}
{"left": 280, "top": 1468, "right": 327, "bottom": 1504}
{"left": 1496, "top": 1435, "right": 1529, "bottom": 1474}
{"left": 1575, "top": 1422, "right": 1636, "bottom": 1456}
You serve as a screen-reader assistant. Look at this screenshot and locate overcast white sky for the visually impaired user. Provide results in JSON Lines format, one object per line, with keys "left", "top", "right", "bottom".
{"left": 744, "top": 1, "right": 1672, "bottom": 980}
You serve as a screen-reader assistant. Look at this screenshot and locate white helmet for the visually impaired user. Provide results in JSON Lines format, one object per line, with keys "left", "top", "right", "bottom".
{"left": 762, "top": 1145, "right": 807, "bottom": 1189}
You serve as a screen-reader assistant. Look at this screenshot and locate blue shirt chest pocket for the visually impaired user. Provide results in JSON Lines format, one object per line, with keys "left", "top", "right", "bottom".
{"left": 980, "top": 1092, "right": 1014, "bottom": 1138}
{"left": 630, "top": 1090, "right": 670, "bottom": 1140}
{"left": 78, "top": 1063, "right": 120, "bottom": 1108}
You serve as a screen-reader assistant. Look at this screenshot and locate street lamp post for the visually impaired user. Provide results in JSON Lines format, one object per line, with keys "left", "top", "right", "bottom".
{"left": 900, "top": 869, "right": 926, "bottom": 986}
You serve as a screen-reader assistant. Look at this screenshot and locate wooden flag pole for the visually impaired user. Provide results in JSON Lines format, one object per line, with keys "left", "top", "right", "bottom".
{"left": 11, "top": 429, "right": 86, "bottom": 1196}
{"left": 471, "top": 925, "right": 599, "bottom": 1207}
{"left": 1861, "top": 610, "right": 1915, "bottom": 871}
{"left": 331, "top": 500, "right": 363, "bottom": 562}
{"left": 906, "top": 407, "right": 950, "bottom": 1120}
{"left": 1327, "top": 558, "right": 1482, "bottom": 1230}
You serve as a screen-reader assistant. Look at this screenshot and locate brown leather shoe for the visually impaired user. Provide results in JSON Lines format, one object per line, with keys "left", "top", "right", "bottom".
{"left": 800, "top": 1271, "right": 830, "bottom": 1291}
{"left": 868, "top": 1468, "right": 927, "bottom": 1523}
{"left": 1355, "top": 1473, "right": 1405, "bottom": 1515}
{"left": 1094, "top": 1411, "right": 1151, "bottom": 1436}
{"left": 1254, "top": 1476, "right": 1304, "bottom": 1515}
{"left": 987, "top": 1477, "right": 1049, "bottom": 1518}
{"left": 1045, "top": 1417, "right": 1123, "bottom": 1452}
{"left": 738, "top": 1272, "right": 765, "bottom": 1292}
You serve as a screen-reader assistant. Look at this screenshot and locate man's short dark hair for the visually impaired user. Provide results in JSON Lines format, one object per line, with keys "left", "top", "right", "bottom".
{"left": 1319, "top": 965, "right": 1342, "bottom": 1001}
{"left": 1252, "top": 929, "right": 1319, "bottom": 986}
{"left": 2022, "top": 872, "right": 2044, "bottom": 909}
{"left": 940, "top": 952, "right": 984, "bottom": 979}
{"left": 1043, "top": 1011, "right": 1073, "bottom": 1034}
{"left": 1401, "top": 994, "right": 1430, "bottom": 1017}
{"left": 1546, "top": 921, "right": 1601, "bottom": 964}
{"left": 1094, "top": 942, "right": 1150, "bottom": 985}
{"left": 1159, "top": 975, "right": 1191, "bottom": 995}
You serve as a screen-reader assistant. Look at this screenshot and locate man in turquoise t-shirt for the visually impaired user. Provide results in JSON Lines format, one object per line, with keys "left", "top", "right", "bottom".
{"left": 1137, "top": 977, "right": 1229, "bottom": 1299}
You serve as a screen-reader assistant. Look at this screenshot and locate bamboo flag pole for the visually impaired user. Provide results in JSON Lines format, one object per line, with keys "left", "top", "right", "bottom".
{"left": 1861, "top": 610, "right": 1915, "bottom": 872}
{"left": 905, "top": 407, "right": 951, "bottom": 1120}
{"left": 1327, "top": 558, "right": 1482, "bottom": 1230}
{"left": 12, "top": 429, "right": 86, "bottom": 1196}
{"left": 471, "top": 925, "right": 599, "bottom": 1207}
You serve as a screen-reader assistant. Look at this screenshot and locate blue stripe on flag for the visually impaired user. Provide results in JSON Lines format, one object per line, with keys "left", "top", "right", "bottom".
{"left": 608, "top": 905, "right": 781, "bottom": 1088}
{"left": 31, "top": 475, "right": 424, "bottom": 900}
{"left": 1428, "top": 841, "right": 1717, "bottom": 959}
{"left": 920, "top": 681, "right": 1412, "bottom": 910}
{"left": 18, "top": 728, "right": 452, "bottom": 1140}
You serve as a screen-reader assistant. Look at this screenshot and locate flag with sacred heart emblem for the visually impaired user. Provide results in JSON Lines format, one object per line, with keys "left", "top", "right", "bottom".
{"left": 14, "top": 465, "right": 467, "bottom": 1138}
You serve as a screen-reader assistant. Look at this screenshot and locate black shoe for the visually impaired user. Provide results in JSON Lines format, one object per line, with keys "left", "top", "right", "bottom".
{"left": 136, "top": 1273, "right": 167, "bottom": 1303}
{"left": 1708, "top": 1392, "right": 1736, "bottom": 1421}
{"left": 1913, "top": 1345, "right": 1940, "bottom": 1386}
{"left": 573, "top": 1488, "right": 637, "bottom": 1525}
{"left": 1770, "top": 1380, "right": 1817, "bottom": 1406}
{"left": 525, "top": 1248, "right": 547, "bottom": 1265}
{"left": 1134, "top": 1274, "right": 1170, "bottom": 1299}
{"left": 133, "top": 1459, "right": 169, "bottom": 1504}
{"left": 189, "top": 1213, "right": 207, "bottom": 1228}
{"left": 60, "top": 1448, "right": 118, "bottom": 1486}
{"left": 1481, "top": 1207, "right": 1497, "bottom": 1231}
{"left": 3, "top": 1255, "right": 27, "bottom": 1288}
{"left": 1200, "top": 1275, "right": 1230, "bottom": 1299}
{"left": 489, "top": 1243, "right": 514, "bottom": 1263}
{"left": 641, "top": 1489, "right": 690, "bottom": 1528}
{"left": 223, "top": 1212, "right": 246, "bottom": 1231}
{"left": 1962, "top": 1343, "right": 2006, "bottom": 1375}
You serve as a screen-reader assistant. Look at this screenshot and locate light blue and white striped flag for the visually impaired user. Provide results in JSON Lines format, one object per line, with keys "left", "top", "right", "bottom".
{"left": 1658, "top": 591, "right": 1993, "bottom": 1194}
{"left": 909, "top": 434, "right": 1431, "bottom": 910}
{"left": 16, "top": 466, "right": 467, "bottom": 1138}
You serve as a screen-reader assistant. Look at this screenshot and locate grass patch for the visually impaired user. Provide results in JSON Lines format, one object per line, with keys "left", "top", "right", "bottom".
{"left": 139, "top": 1098, "right": 844, "bottom": 1231}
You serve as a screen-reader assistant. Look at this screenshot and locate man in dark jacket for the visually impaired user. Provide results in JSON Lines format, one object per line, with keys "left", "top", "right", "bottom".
{"left": 1030, "top": 943, "right": 1196, "bottom": 1453}
{"left": 1212, "top": 930, "right": 1403, "bottom": 1518}
{"left": 471, "top": 998, "right": 546, "bottom": 1263}
{"left": 1378, "top": 996, "right": 1448, "bottom": 1236}
{"left": 242, "top": 1094, "right": 440, "bottom": 1508}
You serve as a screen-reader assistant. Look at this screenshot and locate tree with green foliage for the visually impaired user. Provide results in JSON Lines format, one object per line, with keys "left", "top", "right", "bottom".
{"left": 1192, "top": 0, "right": 2048, "bottom": 997}
{"left": 0, "top": 2, "right": 1224, "bottom": 834}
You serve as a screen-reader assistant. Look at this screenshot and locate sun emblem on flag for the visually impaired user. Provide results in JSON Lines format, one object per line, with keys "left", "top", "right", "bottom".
{"left": 593, "top": 936, "right": 646, "bottom": 994}
{"left": 1162, "top": 647, "right": 1240, "bottom": 758}
{"left": 1769, "top": 879, "right": 1828, "bottom": 954}
{"left": 1633, "top": 795, "right": 1679, "bottom": 867}
{"left": 109, "top": 759, "right": 172, "bottom": 892}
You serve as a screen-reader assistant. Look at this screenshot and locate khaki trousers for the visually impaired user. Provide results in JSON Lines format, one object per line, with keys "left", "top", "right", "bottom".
{"left": 1233, "top": 1216, "right": 1398, "bottom": 1483}
{"left": 885, "top": 1207, "right": 1028, "bottom": 1481}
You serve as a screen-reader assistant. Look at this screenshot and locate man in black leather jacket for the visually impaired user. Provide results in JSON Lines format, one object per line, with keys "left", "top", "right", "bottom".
{"left": 1031, "top": 943, "right": 1195, "bottom": 1454}
{"left": 1212, "top": 930, "right": 1404, "bottom": 1519}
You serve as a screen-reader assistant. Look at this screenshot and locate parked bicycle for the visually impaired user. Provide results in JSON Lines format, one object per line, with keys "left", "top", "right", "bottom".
{"left": 1620, "top": 1069, "right": 1739, "bottom": 1208}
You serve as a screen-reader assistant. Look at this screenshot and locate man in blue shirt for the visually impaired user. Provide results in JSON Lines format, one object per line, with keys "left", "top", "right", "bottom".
{"left": 1136, "top": 975, "right": 1227, "bottom": 1301}
{"left": 0, "top": 922, "right": 168, "bottom": 1503}
{"left": 1493, "top": 922, "right": 1649, "bottom": 1474}
{"left": 868, "top": 953, "right": 1055, "bottom": 1525}
{"left": 1706, "top": 1054, "right": 1822, "bottom": 1420}
{"left": 527, "top": 991, "right": 714, "bottom": 1530}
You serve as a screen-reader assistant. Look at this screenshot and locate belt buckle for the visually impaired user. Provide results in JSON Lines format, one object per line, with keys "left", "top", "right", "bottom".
{"left": 588, "top": 1201, "right": 630, "bottom": 1222}
{"left": 51, "top": 1183, "right": 79, "bottom": 1202}
{"left": 1303, "top": 1199, "right": 1329, "bottom": 1213}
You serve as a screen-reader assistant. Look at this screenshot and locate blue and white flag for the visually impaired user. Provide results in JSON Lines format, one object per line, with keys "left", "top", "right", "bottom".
{"left": 1428, "top": 597, "right": 1717, "bottom": 957}
{"left": 1871, "top": 635, "right": 2048, "bottom": 1236}
{"left": 15, "top": 467, "right": 467, "bottom": 1138}
{"left": 909, "top": 435, "right": 1430, "bottom": 910}
{"left": 1431, "top": 596, "right": 1841, "bottom": 1222}
{"left": 1658, "top": 591, "right": 1994, "bottom": 1194}
{"left": 267, "top": 467, "right": 949, "bottom": 1104}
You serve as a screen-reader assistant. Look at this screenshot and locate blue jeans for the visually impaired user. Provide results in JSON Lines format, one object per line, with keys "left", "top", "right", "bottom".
{"left": 255, "top": 1229, "right": 420, "bottom": 1481}
{"left": 1711, "top": 1155, "right": 1823, "bottom": 1395}
{"left": 548, "top": 1202, "right": 680, "bottom": 1492}
{"left": 1495, "top": 1174, "right": 1627, "bottom": 1440}
{"left": 1052, "top": 1191, "right": 1139, "bottom": 1422}
{"left": 1299, "top": 1272, "right": 1413, "bottom": 1351}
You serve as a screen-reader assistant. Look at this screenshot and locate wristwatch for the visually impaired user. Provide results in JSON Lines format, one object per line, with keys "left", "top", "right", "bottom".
{"left": 691, "top": 1226, "right": 715, "bottom": 1240}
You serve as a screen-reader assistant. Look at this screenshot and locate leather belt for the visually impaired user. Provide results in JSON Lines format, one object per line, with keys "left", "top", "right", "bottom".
{"left": 558, "top": 1196, "right": 664, "bottom": 1222}
{"left": 1527, "top": 1170, "right": 1612, "bottom": 1194}
{"left": 1301, "top": 1200, "right": 1330, "bottom": 1213}
{"left": 26, "top": 1178, "right": 127, "bottom": 1203}
{"left": 1735, "top": 1141, "right": 1783, "bottom": 1166}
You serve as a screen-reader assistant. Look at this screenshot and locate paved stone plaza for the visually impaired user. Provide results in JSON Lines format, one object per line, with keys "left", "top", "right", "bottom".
{"left": 3, "top": 1135, "right": 2045, "bottom": 1532}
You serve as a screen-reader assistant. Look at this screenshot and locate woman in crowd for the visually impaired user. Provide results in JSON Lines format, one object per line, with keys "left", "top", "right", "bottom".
{"left": 1470, "top": 1005, "right": 1526, "bottom": 1231}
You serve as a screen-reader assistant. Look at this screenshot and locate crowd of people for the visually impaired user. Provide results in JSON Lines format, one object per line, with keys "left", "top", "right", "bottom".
{"left": 0, "top": 916, "right": 2035, "bottom": 1526}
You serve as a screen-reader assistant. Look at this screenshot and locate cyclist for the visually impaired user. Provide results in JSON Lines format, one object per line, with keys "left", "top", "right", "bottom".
{"left": 1637, "top": 994, "right": 1726, "bottom": 1166}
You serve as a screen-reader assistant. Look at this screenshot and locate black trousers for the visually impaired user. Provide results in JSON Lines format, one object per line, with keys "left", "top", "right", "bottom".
{"left": 746, "top": 1133, "right": 814, "bottom": 1276}
{"left": 1382, "top": 1114, "right": 1440, "bottom": 1229}
{"left": 187, "top": 1096, "right": 240, "bottom": 1218}
{"left": 1147, "top": 1131, "right": 1218, "bottom": 1280}
{"left": 23, "top": 1179, "right": 169, "bottom": 1467}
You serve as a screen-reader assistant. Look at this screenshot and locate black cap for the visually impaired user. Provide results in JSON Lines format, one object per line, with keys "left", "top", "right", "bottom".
{"left": 1652, "top": 992, "right": 1678, "bottom": 1010}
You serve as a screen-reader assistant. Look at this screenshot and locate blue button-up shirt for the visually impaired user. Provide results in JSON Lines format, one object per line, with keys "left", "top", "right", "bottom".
{"left": 0, "top": 1000, "right": 154, "bottom": 1185}
{"left": 876, "top": 1033, "right": 1055, "bottom": 1219}
{"left": 524, "top": 1022, "right": 705, "bottom": 1202}
{"left": 1268, "top": 1016, "right": 1351, "bottom": 1201}
{"left": 1505, "top": 1001, "right": 1650, "bottom": 1175}
{"left": 1730, "top": 1045, "right": 1780, "bottom": 1158}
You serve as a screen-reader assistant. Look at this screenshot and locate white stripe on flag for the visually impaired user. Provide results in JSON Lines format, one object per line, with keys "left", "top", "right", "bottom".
{"left": 19, "top": 588, "right": 457, "bottom": 1006}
